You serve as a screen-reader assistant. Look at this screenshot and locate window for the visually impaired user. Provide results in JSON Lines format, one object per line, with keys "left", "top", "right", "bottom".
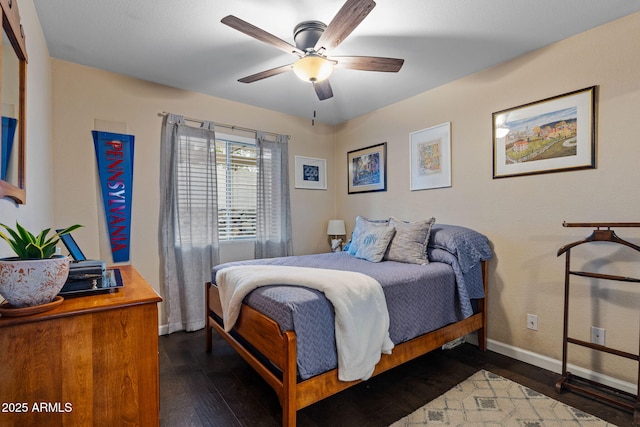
{"left": 174, "top": 131, "right": 257, "bottom": 243}
{"left": 174, "top": 131, "right": 218, "bottom": 248}
{"left": 215, "top": 133, "right": 257, "bottom": 240}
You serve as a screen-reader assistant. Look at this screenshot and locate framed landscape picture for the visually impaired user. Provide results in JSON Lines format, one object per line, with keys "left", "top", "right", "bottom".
{"left": 492, "top": 86, "right": 596, "bottom": 178}
{"left": 410, "top": 122, "right": 452, "bottom": 190}
{"left": 347, "top": 142, "right": 387, "bottom": 194}
{"left": 294, "top": 156, "right": 326, "bottom": 190}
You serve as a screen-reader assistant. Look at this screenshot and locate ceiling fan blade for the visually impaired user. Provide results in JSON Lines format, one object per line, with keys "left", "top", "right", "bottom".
{"left": 238, "top": 64, "right": 294, "bottom": 83}
{"left": 314, "top": 0, "right": 376, "bottom": 52}
{"left": 313, "top": 80, "right": 334, "bottom": 100}
{"left": 332, "top": 56, "right": 404, "bottom": 72}
{"left": 221, "top": 15, "right": 304, "bottom": 57}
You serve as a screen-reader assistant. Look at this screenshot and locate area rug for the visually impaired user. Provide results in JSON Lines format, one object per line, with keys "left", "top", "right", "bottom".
{"left": 390, "top": 370, "right": 614, "bottom": 426}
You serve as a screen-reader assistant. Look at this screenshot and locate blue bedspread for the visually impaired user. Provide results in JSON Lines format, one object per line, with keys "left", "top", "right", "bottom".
{"left": 211, "top": 224, "right": 492, "bottom": 380}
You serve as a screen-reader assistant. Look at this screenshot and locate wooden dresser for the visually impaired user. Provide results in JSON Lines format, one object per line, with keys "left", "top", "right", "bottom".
{"left": 0, "top": 265, "right": 162, "bottom": 426}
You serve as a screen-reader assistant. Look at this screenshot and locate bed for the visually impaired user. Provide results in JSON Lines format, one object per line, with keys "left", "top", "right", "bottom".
{"left": 205, "top": 221, "right": 492, "bottom": 426}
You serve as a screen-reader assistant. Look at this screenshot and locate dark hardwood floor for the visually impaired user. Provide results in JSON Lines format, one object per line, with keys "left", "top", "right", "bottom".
{"left": 159, "top": 329, "right": 634, "bottom": 426}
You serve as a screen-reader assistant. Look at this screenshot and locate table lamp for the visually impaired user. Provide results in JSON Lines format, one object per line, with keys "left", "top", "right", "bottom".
{"left": 327, "top": 220, "right": 346, "bottom": 252}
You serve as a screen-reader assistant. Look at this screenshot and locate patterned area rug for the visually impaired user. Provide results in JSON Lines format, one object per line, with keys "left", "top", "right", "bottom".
{"left": 390, "top": 370, "right": 614, "bottom": 426}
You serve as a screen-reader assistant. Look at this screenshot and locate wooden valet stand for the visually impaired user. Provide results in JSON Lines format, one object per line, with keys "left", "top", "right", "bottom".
{"left": 556, "top": 222, "right": 640, "bottom": 426}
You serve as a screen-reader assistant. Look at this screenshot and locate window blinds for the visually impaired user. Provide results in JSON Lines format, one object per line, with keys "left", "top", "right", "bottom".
{"left": 216, "top": 139, "right": 257, "bottom": 240}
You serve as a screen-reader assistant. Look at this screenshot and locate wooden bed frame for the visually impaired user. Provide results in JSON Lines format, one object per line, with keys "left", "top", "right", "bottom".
{"left": 205, "top": 260, "right": 489, "bottom": 427}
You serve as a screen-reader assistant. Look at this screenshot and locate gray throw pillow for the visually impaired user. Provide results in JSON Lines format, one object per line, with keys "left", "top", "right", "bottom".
{"left": 354, "top": 226, "right": 396, "bottom": 262}
{"left": 384, "top": 217, "right": 436, "bottom": 264}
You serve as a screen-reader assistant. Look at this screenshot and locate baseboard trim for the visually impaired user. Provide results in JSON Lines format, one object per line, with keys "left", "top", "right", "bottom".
{"left": 159, "top": 324, "right": 169, "bottom": 336}
{"left": 484, "top": 337, "right": 636, "bottom": 395}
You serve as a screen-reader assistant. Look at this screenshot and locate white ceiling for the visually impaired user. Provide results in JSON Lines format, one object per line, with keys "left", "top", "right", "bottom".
{"left": 33, "top": 0, "right": 640, "bottom": 125}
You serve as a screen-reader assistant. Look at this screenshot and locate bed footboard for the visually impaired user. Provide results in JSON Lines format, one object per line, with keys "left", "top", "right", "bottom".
{"left": 206, "top": 282, "right": 298, "bottom": 426}
{"left": 205, "top": 259, "right": 489, "bottom": 426}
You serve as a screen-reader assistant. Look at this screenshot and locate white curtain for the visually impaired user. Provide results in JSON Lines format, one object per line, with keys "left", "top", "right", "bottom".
{"left": 255, "top": 132, "right": 293, "bottom": 258}
{"left": 159, "top": 114, "right": 220, "bottom": 333}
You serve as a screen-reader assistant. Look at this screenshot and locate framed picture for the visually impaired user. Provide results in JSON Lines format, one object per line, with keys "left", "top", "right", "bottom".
{"left": 347, "top": 142, "right": 387, "bottom": 194}
{"left": 492, "top": 86, "right": 596, "bottom": 179}
{"left": 410, "top": 122, "right": 452, "bottom": 191}
{"left": 294, "top": 156, "right": 326, "bottom": 190}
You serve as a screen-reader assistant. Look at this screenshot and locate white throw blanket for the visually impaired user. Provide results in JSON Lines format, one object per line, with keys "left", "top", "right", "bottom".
{"left": 216, "top": 265, "right": 394, "bottom": 381}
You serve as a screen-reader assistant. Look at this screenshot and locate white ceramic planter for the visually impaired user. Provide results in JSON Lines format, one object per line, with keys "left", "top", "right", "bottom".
{"left": 0, "top": 256, "right": 71, "bottom": 307}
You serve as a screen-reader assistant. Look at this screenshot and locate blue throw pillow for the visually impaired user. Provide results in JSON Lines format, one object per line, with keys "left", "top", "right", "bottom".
{"left": 354, "top": 226, "right": 396, "bottom": 262}
{"left": 347, "top": 216, "right": 390, "bottom": 256}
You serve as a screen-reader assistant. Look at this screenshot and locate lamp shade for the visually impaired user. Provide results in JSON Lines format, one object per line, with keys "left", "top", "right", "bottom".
{"left": 327, "top": 220, "right": 346, "bottom": 236}
{"left": 293, "top": 55, "right": 334, "bottom": 82}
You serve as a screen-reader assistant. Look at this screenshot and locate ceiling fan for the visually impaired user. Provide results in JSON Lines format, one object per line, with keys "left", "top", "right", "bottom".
{"left": 221, "top": 0, "right": 404, "bottom": 101}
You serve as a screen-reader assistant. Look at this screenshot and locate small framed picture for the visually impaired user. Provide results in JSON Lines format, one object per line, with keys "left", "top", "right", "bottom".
{"left": 410, "top": 122, "right": 452, "bottom": 191}
{"left": 347, "top": 142, "right": 387, "bottom": 194}
{"left": 294, "top": 156, "right": 326, "bottom": 190}
{"left": 492, "top": 86, "right": 596, "bottom": 178}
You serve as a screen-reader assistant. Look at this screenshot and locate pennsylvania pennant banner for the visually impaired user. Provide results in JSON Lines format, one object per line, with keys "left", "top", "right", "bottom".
{"left": 1, "top": 117, "right": 17, "bottom": 181}
{"left": 92, "top": 131, "right": 135, "bottom": 263}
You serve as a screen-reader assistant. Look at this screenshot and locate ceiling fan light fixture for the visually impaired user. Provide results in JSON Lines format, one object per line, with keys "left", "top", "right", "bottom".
{"left": 293, "top": 55, "right": 334, "bottom": 83}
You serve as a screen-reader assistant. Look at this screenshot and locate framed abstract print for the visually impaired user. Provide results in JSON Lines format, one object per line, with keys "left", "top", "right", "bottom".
{"left": 294, "top": 156, "right": 326, "bottom": 190}
{"left": 410, "top": 122, "right": 452, "bottom": 190}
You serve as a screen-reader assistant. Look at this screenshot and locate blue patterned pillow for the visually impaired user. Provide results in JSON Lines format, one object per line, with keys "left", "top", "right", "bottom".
{"left": 354, "top": 226, "right": 396, "bottom": 262}
{"left": 347, "top": 216, "right": 390, "bottom": 256}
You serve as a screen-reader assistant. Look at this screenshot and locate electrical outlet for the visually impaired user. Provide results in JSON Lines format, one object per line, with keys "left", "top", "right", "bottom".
{"left": 591, "top": 327, "right": 605, "bottom": 346}
{"left": 527, "top": 314, "right": 538, "bottom": 331}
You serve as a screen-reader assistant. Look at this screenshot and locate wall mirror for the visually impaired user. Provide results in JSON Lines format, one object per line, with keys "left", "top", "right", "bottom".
{"left": 0, "top": 0, "right": 27, "bottom": 204}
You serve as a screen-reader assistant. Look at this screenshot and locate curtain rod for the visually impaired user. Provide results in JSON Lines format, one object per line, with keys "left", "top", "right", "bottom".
{"left": 157, "top": 112, "right": 290, "bottom": 140}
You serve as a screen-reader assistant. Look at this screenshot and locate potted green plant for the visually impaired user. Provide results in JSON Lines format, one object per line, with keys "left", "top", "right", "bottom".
{"left": 0, "top": 222, "right": 82, "bottom": 308}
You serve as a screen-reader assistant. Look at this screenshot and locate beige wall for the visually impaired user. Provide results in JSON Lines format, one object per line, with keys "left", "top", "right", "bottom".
{"left": 0, "top": 0, "right": 55, "bottom": 256}
{"left": 335, "top": 12, "right": 640, "bottom": 387}
{"left": 49, "top": 60, "right": 336, "bottom": 327}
